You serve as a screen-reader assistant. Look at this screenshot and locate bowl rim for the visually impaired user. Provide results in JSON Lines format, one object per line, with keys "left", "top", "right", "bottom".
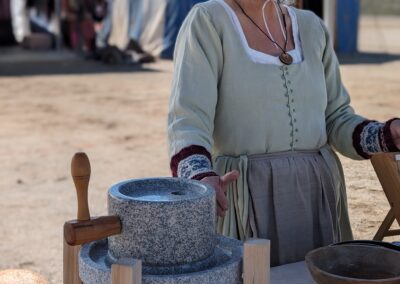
{"left": 108, "top": 177, "right": 215, "bottom": 203}
{"left": 305, "top": 244, "right": 400, "bottom": 282}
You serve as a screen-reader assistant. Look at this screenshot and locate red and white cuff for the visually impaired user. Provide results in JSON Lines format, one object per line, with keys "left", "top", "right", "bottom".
{"left": 353, "top": 118, "right": 400, "bottom": 159}
{"left": 170, "top": 145, "right": 218, "bottom": 180}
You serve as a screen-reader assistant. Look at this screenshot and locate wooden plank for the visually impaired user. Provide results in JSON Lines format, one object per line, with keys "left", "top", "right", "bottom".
{"left": 63, "top": 240, "right": 82, "bottom": 284}
{"left": 373, "top": 209, "right": 395, "bottom": 241}
{"left": 385, "top": 229, "right": 400, "bottom": 237}
{"left": 111, "top": 260, "right": 142, "bottom": 284}
{"left": 371, "top": 153, "right": 400, "bottom": 227}
{"left": 243, "top": 239, "right": 270, "bottom": 284}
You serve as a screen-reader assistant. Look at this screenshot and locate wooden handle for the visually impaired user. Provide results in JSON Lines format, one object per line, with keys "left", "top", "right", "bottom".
{"left": 64, "top": 216, "right": 122, "bottom": 246}
{"left": 71, "top": 152, "right": 91, "bottom": 221}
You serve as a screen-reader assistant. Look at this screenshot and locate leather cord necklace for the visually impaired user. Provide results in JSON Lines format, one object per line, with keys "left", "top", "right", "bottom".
{"left": 233, "top": 0, "right": 293, "bottom": 65}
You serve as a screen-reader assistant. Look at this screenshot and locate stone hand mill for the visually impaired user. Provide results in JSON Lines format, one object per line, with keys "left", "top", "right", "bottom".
{"left": 63, "top": 153, "right": 271, "bottom": 284}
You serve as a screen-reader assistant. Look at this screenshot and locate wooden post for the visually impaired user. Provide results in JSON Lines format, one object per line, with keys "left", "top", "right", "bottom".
{"left": 371, "top": 152, "right": 400, "bottom": 240}
{"left": 63, "top": 240, "right": 82, "bottom": 284}
{"left": 111, "top": 260, "right": 142, "bottom": 284}
{"left": 372, "top": 153, "right": 400, "bottom": 226}
{"left": 243, "top": 239, "right": 271, "bottom": 284}
{"left": 63, "top": 153, "right": 92, "bottom": 284}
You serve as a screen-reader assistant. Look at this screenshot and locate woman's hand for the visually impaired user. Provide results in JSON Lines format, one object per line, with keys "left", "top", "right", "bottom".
{"left": 201, "top": 170, "right": 240, "bottom": 217}
{"left": 390, "top": 119, "right": 400, "bottom": 149}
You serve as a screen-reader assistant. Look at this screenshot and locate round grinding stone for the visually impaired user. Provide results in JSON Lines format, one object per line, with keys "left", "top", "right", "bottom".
{"left": 79, "top": 236, "right": 243, "bottom": 284}
{"left": 108, "top": 178, "right": 217, "bottom": 265}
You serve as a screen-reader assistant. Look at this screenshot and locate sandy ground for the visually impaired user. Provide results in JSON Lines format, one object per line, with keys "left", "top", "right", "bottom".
{"left": 0, "top": 15, "right": 399, "bottom": 283}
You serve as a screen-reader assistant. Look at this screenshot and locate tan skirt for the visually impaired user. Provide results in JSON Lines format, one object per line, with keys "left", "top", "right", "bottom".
{"left": 247, "top": 150, "right": 340, "bottom": 266}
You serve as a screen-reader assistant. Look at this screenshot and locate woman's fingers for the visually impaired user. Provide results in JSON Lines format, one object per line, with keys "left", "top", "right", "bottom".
{"left": 216, "top": 170, "right": 239, "bottom": 214}
{"left": 200, "top": 175, "right": 227, "bottom": 216}
{"left": 216, "top": 185, "right": 228, "bottom": 211}
{"left": 217, "top": 204, "right": 226, "bottom": 217}
{"left": 220, "top": 170, "right": 240, "bottom": 187}
{"left": 200, "top": 171, "right": 239, "bottom": 217}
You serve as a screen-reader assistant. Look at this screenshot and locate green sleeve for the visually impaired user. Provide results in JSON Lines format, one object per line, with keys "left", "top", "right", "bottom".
{"left": 168, "top": 6, "right": 223, "bottom": 158}
{"left": 321, "top": 20, "right": 366, "bottom": 160}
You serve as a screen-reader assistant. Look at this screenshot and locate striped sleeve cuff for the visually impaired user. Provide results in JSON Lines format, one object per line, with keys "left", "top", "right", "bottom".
{"left": 170, "top": 145, "right": 218, "bottom": 180}
{"left": 353, "top": 118, "right": 400, "bottom": 159}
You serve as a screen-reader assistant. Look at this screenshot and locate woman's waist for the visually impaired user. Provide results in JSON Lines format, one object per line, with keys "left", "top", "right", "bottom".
{"left": 214, "top": 145, "right": 331, "bottom": 161}
{"left": 247, "top": 148, "right": 322, "bottom": 161}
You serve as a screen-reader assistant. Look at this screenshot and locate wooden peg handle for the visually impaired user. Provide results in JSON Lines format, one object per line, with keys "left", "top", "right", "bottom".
{"left": 64, "top": 216, "right": 122, "bottom": 246}
{"left": 71, "top": 152, "right": 91, "bottom": 221}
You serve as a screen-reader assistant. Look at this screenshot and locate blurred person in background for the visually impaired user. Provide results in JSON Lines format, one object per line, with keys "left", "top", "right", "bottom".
{"left": 0, "top": 0, "right": 16, "bottom": 45}
{"left": 61, "top": 0, "right": 107, "bottom": 55}
{"left": 94, "top": 0, "right": 155, "bottom": 64}
{"left": 10, "top": 0, "right": 57, "bottom": 49}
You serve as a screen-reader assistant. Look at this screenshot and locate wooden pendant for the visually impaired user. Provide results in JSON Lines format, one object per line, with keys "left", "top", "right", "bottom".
{"left": 279, "top": 53, "right": 293, "bottom": 65}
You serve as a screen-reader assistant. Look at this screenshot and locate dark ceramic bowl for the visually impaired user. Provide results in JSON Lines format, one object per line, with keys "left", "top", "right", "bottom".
{"left": 305, "top": 244, "right": 400, "bottom": 284}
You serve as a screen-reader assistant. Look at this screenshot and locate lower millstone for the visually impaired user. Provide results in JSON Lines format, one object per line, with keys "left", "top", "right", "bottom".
{"left": 79, "top": 236, "right": 243, "bottom": 284}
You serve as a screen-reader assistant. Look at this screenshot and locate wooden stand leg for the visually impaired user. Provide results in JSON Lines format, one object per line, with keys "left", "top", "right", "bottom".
{"left": 111, "top": 260, "right": 142, "bottom": 284}
{"left": 374, "top": 209, "right": 395, "bottom": 241}
{"left": 243, "top": 239, "right": 270, "bottom": 284}
{"left": 63, "top": 239, "right": 82, "bottom": 284}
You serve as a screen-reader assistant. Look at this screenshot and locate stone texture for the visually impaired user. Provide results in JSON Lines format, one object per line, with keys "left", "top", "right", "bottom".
{"left": 79, "top": 236, "right": 243, "bottom": 284}
{"left": 108, "top": 178, "right": 216, "bottom": 266}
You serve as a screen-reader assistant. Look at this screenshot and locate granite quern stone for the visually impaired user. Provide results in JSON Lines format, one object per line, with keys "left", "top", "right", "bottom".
{"left": 79, "top": 177, "right": 244, "bottom": 283}
{"left": 108, "top": 178, "right": 217, "bottom": 265}
{"left": 79, "top": 236, "right": 243, "bottom": 284}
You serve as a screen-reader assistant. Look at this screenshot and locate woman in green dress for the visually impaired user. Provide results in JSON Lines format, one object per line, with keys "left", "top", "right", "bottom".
{"left": 167, "top": 0, "right": 400, "bottom": 266}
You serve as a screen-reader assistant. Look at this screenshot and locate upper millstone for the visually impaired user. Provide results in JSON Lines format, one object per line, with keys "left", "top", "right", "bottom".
{"left": 107, "top": 178, "right": 217, "bottom": 266}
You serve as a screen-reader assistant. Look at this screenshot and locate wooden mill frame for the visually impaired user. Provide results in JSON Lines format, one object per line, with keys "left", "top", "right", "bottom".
{"left": 63, "top": 153, "right": 272, "bottom": 284}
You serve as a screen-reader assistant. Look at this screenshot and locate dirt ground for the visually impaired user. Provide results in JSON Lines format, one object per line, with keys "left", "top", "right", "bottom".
{"left": 0, "top": 16, "right": 399, "bottom": 283}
